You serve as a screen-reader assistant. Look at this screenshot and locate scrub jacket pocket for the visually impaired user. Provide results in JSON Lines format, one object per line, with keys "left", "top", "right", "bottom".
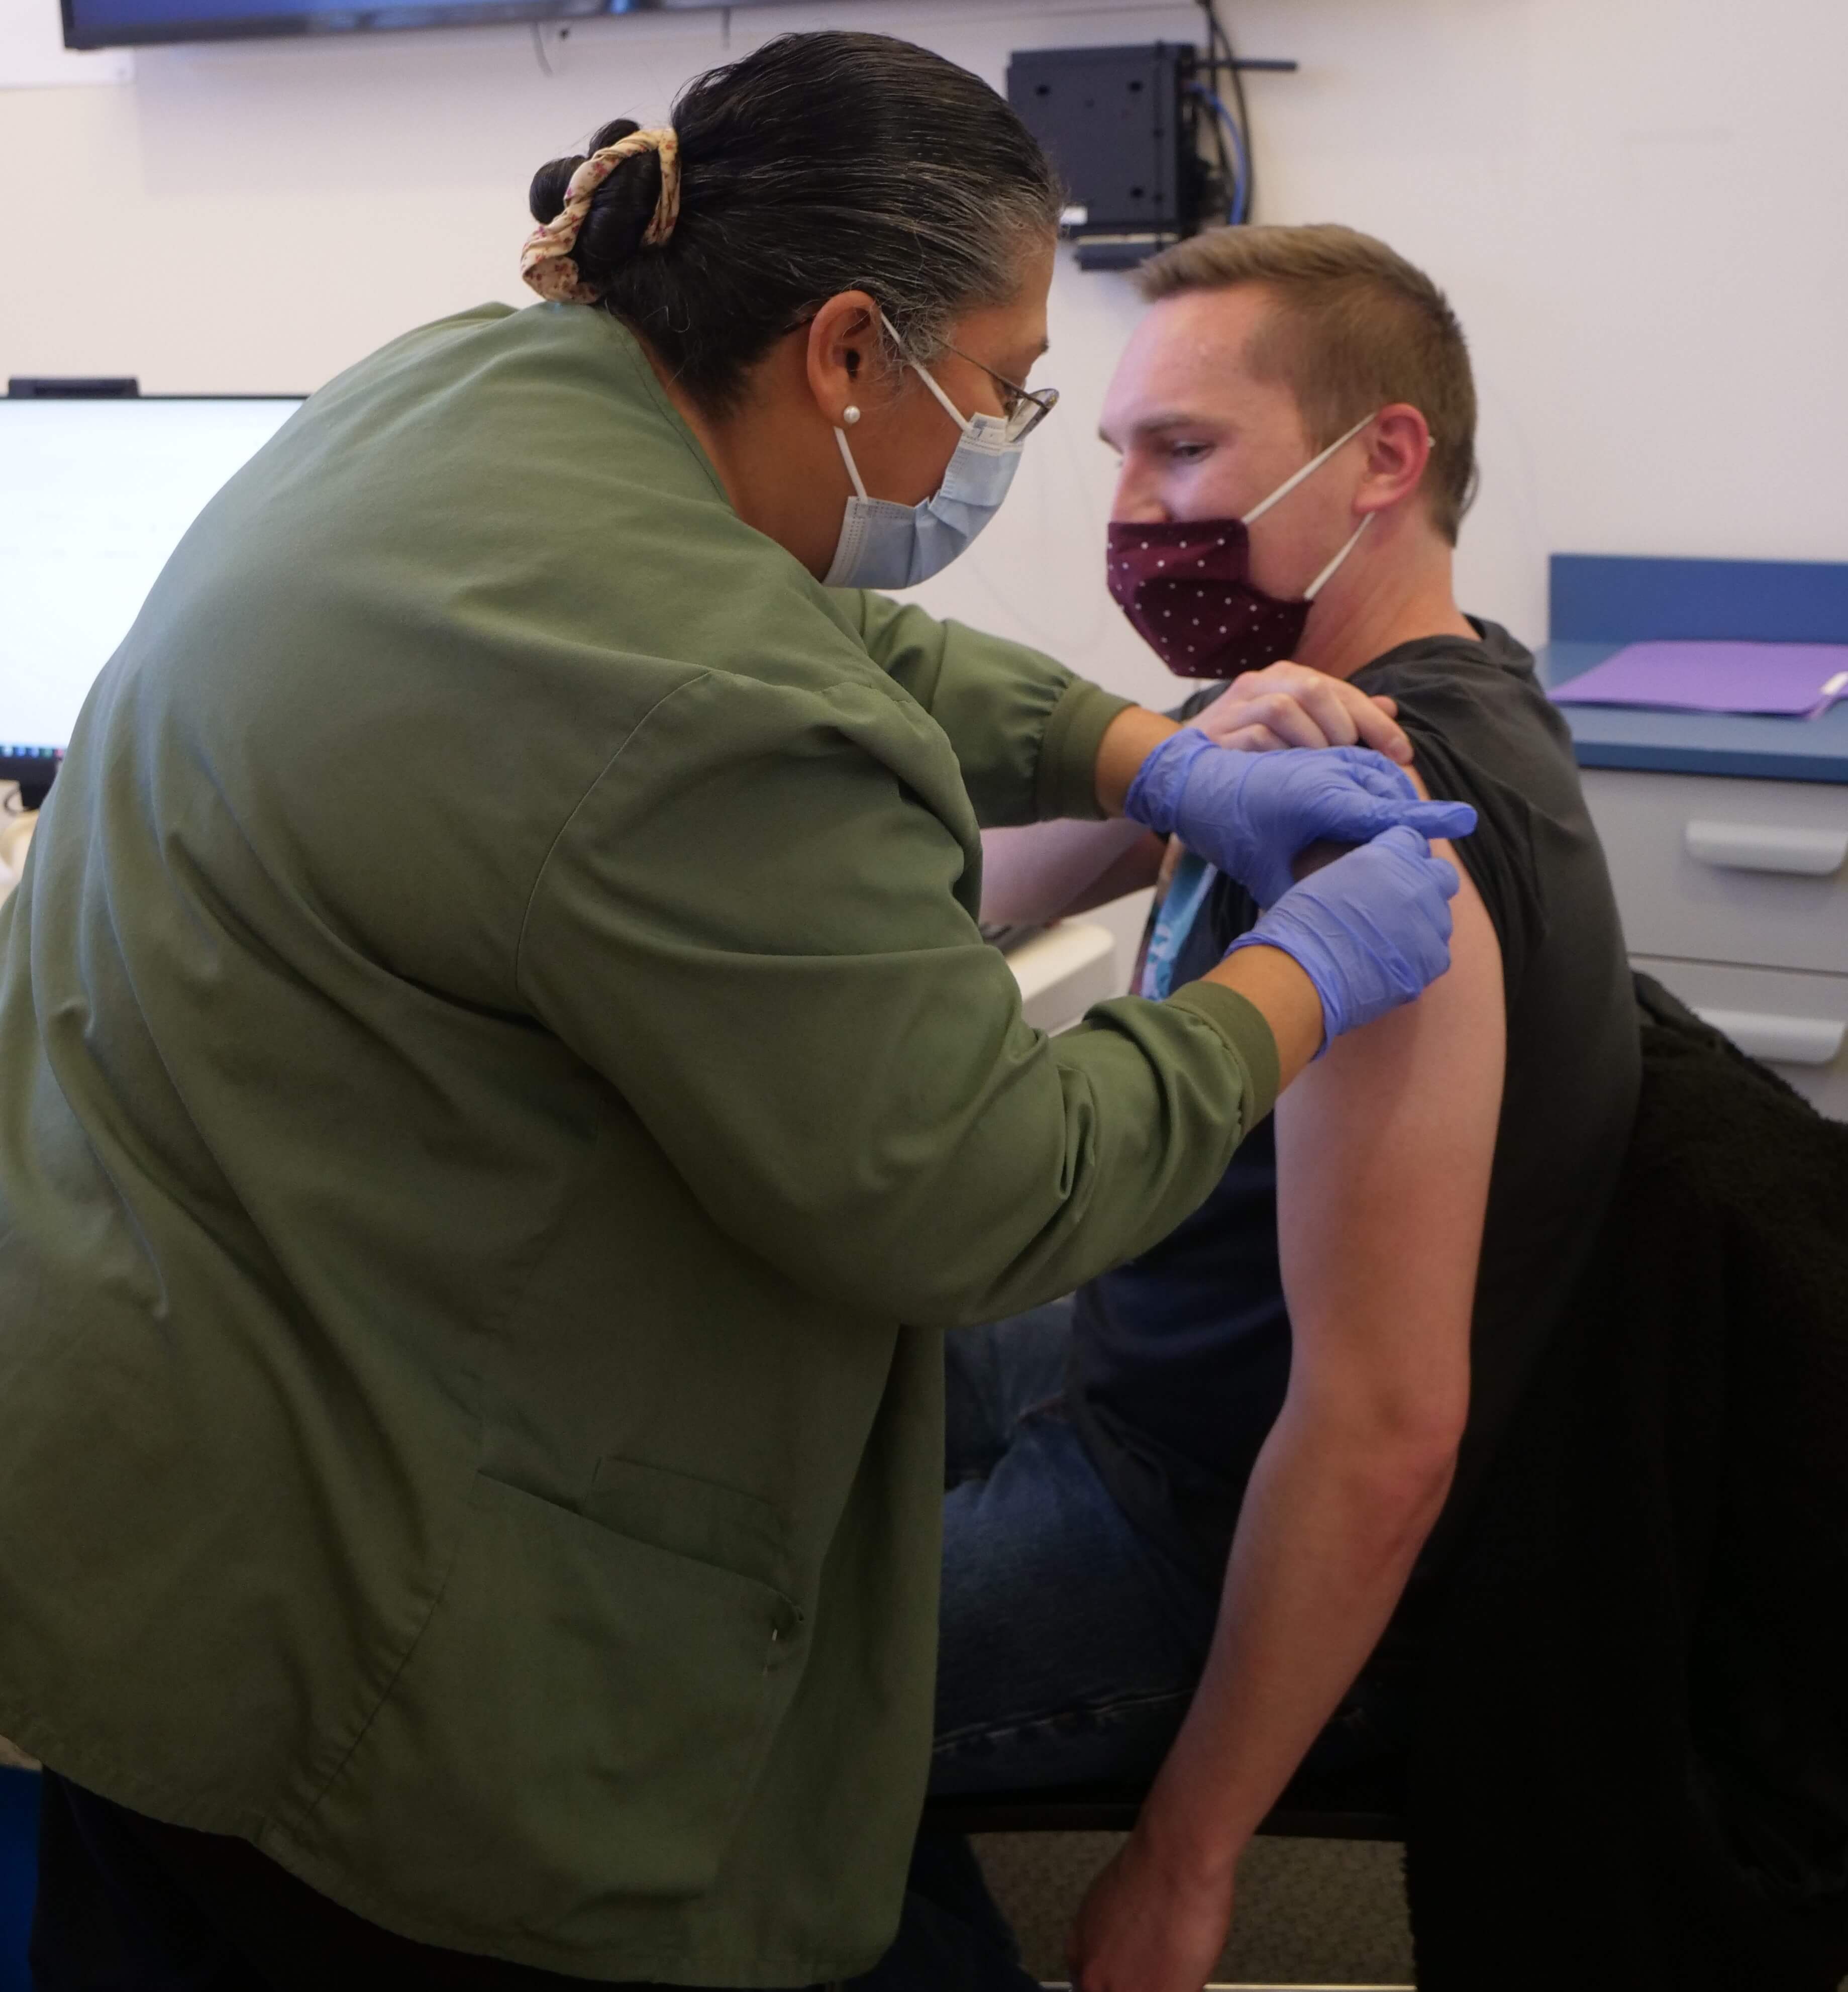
{"left": 286, "top": 1470, "right": 804, "bottom": 1943}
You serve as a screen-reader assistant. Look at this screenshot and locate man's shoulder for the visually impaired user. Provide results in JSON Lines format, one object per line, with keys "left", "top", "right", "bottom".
{"left": 1353, "top": 618, "right": 1580, "bottom": 798}
{"left": 1355, "top": 619, "right": 1545, "bottom": 721}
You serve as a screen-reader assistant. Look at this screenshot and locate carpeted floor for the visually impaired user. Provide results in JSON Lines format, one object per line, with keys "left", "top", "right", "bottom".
{"left": 978, "top": 1834, "right": 1848, "bottom": 1990}
{"left": 973, "top": 1829, "right": 1416, "bottom": 1986}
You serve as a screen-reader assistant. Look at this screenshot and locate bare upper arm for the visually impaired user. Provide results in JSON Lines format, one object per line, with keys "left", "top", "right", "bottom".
{"left": 1272, "top": 806, "right": 1506, "bottom": 1448}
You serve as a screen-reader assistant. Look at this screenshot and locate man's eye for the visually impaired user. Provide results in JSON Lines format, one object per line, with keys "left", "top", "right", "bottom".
{"left": 1168, "top": 441, "right": 1213, "bottom": 463}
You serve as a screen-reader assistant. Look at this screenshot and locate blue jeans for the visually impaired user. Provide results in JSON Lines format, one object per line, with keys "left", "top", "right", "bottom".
{"left": 850, "top": 1302, "right": 1225, "bottom": 1992}
{"left": 932, "top": 1302, "right": 1223, "bottom": 1797}
{"left": 930, "top": 1298, "right": 1401, "bottom": 1790}
{"left": 852, "top": 1300, "right": 1404, "bottom": 1990}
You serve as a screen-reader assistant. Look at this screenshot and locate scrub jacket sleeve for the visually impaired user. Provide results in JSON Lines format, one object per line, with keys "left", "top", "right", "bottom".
{"left": 847, "top": 591, "right": 1134, "bottom": 827}
{"left": 515, "top": 667, "right": 1275, "bottom": 1331}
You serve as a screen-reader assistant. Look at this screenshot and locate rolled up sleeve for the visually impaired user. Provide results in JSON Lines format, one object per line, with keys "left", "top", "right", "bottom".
{"left": 847, "top": 592, "right": 1133, "bottom": 828}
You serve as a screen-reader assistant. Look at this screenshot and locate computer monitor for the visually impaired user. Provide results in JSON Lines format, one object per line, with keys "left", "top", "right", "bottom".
{"left": 1, "top": 394, "right": 303, "bottom": 802}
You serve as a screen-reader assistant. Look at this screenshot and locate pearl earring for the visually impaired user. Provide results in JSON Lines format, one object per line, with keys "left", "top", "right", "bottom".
{"left": 842, "top": 405, "right": 861, "bottom": 426}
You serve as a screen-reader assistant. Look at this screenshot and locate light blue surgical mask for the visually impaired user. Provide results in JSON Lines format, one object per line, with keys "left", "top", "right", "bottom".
{"left": 823, "top": 318, "right": 1025, "bottom": 591}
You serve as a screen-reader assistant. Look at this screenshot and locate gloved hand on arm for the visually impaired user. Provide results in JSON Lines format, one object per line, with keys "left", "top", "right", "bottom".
{"left": 1123, "top": 727, "right": 1476, "bottom": 908}
{"left": 1226, "top": 824, "right": 1466, "bottom": 1044}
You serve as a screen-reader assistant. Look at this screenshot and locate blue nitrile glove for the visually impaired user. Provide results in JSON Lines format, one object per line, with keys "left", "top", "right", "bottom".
{"left": 1124, "top": 729, "right": 1478, "bottom": 908}
{"left": 1226, "top": 825, "right": 1462, "bottom": 1044}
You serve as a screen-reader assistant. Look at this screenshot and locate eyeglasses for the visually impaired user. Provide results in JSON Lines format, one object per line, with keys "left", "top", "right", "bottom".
{"left": 941, "top": 342, "right": 1060, "bottom": 445}
{"left": 796, "top": 308, "right": 1063, "bottom": 446}
{"left": 878, "top": 311, "right": 1059, "bottom": 445}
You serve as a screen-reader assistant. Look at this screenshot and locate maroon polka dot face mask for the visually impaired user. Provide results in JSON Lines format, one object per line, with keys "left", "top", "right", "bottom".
{"left": 1105, "top": 412, "right": 1377, "bottom": 680}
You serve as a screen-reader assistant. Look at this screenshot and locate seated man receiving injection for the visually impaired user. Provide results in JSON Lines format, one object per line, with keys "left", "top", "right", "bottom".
{"left": 936, "top": 226, "right": 1641, "bottom": 1991}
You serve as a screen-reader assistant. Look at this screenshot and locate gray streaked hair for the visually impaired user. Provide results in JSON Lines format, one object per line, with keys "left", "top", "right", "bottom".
{"left": 530, "top": 32, "right": 1063, "bottom": 413}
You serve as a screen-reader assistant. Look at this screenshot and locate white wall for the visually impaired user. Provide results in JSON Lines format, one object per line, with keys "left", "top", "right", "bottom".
{"left": 3, "top": 0, "right": 1844, "bottom": 711}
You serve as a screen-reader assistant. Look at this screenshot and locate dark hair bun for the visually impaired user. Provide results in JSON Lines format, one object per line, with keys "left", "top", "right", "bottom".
{"left": 527, "top": 118, "right": 663, "bottom": 297}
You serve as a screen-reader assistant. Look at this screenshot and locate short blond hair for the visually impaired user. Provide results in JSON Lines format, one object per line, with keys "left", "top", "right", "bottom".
{"left": 1138, "top": 223, "right": 1478, "bottom": 543}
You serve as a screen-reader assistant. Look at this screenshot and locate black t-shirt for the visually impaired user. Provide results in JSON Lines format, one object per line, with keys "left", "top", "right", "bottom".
{"left": 1067, "top": 619, "right": 1642, "bottom": 1616}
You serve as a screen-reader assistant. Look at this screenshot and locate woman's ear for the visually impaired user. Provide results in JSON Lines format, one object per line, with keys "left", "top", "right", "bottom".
{"left": 805, "top": 290, "right": 883, "bottom": 427}
{"left": 1357, "top": 403, "right": 1434, "bottom": 517}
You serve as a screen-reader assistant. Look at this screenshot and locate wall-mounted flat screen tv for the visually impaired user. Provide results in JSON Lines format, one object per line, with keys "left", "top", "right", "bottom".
{"left": 63, "top": 0, "right": 765, "bottom": 51}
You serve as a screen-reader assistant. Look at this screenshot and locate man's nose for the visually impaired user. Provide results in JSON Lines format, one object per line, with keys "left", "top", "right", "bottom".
{"left": 1109, "top": 462, "right": 1170, "bottom": 526}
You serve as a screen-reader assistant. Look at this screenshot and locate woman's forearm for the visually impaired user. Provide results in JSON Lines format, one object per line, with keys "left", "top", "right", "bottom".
{"left": 1093, "top": 705, "right": 1180, "bottom": 814}
{"left": 1201, "top": 945, "right": 1324, "bottom": 1093}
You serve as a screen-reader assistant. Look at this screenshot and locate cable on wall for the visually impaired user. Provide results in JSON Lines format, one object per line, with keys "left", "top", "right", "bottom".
{"left": 1195, "top": 0, "right": 1296, "bottom": 225}
{"left": 1192, "top": 84, "right": 1251, "bottom": 224}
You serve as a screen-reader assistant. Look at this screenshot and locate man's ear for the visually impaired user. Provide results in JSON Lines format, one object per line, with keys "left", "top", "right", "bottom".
{"left": 1356, "top": 403, "right": 1434, "bottom": 518}
{"left": 804, "top": 291, "right": 883, "bottom": 427}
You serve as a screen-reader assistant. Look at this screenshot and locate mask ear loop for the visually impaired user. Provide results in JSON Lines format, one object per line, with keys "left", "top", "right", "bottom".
{"left": 879, "top": 312, "right": 976, "bottom": 437}
{"left": 1302, "top": 514, "right": 1373, "bottom": 599}
{"left": 1241, "top": 410, "right": 1378, "bottom": 525}
{"left": 830, "top": 319, "right": 893, "bottom": 501}
{"left": 833, "top": 426, "right": 871, "bottom": 501}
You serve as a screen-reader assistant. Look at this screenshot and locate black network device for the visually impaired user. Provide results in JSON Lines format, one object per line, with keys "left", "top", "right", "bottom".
{"left": 1006, "top": 43, "right": 1207, "bottom": 271}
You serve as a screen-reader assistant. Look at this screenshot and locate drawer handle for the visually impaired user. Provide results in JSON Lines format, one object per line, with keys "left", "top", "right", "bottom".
{"left": 1684, "top": 820, "right": 1848, "bottom": 876}
{"left": 1695, "top": 1008, "right": 1846, "bottom": 1067}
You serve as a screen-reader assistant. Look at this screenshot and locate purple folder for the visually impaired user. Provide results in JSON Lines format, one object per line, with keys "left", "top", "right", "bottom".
{"left": 1551, "top": 640, "right": 1848, "bottom": 718}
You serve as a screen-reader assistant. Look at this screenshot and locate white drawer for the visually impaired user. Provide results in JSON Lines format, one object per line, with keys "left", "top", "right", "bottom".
{"left": 1633, "top": 954, "right": 1848, "bottom": 1120}
{"left": 1583, "top": 769, "right": 1848, "bottom": 976}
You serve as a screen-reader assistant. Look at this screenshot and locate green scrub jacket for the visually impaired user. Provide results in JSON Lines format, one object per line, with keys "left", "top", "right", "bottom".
{"left": 0, "top": 303, "right": 1278, "bottom": 1984}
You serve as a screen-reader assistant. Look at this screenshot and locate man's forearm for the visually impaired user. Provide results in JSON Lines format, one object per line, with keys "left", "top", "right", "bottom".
{"left": 980, "top": 818, "right": 1161, "bottom": 927}
{"left": 1135, "top": 1408, "right": 1456, "bottom": 1881}
{"left": 979, "top": 704, "right": 1179, "bottom": 926}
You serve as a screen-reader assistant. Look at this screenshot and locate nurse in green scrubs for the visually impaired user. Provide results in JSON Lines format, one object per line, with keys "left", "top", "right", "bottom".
{"left": 0, "top": 30, "right": 1467, "bottom": 1991}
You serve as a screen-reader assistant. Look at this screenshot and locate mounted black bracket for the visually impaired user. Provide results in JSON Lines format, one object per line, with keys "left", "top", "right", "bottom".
{"left": 1007, "top": 43, "right": 1200, "bottom": 270}
{"left": 1006, "top": 40, "right": 1296, "bottom": 271}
